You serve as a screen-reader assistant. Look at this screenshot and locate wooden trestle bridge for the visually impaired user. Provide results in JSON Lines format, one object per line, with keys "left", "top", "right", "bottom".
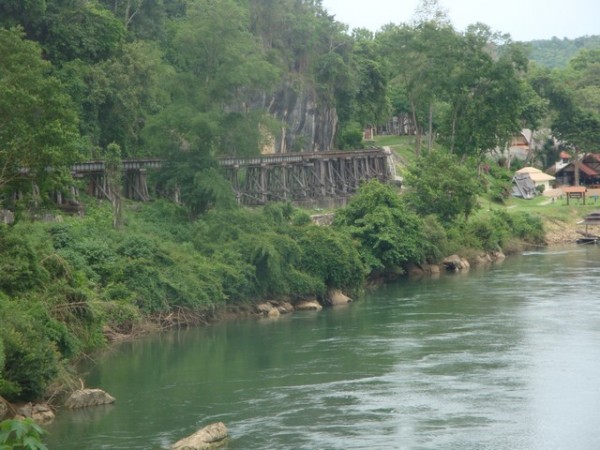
{"left": 70, "top": 149, "right": 396, "bottom": 205}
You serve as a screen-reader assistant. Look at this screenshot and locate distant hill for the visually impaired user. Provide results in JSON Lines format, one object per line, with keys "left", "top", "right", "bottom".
{"left": 526, "top": 35, "right": 600, "bottom": 68}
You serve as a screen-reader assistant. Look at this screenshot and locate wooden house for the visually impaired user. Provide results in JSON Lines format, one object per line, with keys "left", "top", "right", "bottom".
{"left": 577, "top": 210, "right": 600, "bottom": 243}
{"left": 508, "top": 129, "right": 533, "bottom": 162}
{"left": 554, "top": 153, "right": 600, "bottom": 186}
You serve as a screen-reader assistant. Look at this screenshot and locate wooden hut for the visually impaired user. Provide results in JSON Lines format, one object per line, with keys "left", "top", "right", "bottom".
{"left": 577, "top": 210, "right": 600, "bottom": 243}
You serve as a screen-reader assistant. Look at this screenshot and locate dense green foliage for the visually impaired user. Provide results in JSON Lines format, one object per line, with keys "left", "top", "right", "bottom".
{"left": 527, "top": 35, "right": 600, "bottom": 69}
{"left": 0, "top": 27, "right": 80, "bottom": 199}
{"left": 333, "top": 180, "right": 426, "bottom": 274}
{"left": 404, "top": 151, "right": 483, "bottom": 222}
{"left": 0, "top": 417, "right": 47, "bottom": 450}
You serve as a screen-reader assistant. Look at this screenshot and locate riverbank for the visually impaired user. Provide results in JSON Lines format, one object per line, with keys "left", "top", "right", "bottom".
{"left": 0, "top": 226, "right": 567, "bottom": 431}
{"left": 0, "top": 186, "right": 559, "bottom": 422}
{"left": 45, "top": 246, "right": 600, "bottom": 450}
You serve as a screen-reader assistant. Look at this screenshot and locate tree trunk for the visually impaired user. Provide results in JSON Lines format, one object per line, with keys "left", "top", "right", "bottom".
{"left": 574, "top": 146, "right": 580, "bottom": 186}
{"left": 410, "top": 98, "right": 421, "bottom": 158}
{"left": 428, "top": 102, "right": 433, "bottom": 152}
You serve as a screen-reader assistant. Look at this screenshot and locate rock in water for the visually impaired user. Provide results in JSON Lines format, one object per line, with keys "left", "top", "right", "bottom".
{"left": 328, "top": 290, "right": 352, "bottom": 306}
{"left": 171, "top": 422, "right": 228, "bottom": 450}
{"left": 294, "top": 300, "right": 323, "bottom": 311}
{"left": 64, "top": 389, "right": 115, "bottom": 409}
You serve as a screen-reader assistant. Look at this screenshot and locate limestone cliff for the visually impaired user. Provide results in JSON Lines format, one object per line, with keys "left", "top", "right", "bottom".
{"left": 267, "top": 82, "right": 337, "bottom": 153}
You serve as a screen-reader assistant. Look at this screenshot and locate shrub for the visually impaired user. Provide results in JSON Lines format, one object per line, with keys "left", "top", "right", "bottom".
{"left": 420, "top": 215, "right": 449, "bottom": 263}
{"left": 294, "top": 225, "right": 366, "bottom": 293}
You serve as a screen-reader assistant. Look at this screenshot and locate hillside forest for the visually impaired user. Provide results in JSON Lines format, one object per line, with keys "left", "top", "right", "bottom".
{"left": 1, "top": 0, "right": 600, "bottom": 421}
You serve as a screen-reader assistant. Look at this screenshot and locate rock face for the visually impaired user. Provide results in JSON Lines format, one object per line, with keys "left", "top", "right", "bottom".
{"left": 236, "top": 83, "right": 337, "bottom": 153}
{"left": 0, "top": 398, "right": 11, "bottom": 420}
{"left": 171, "top": 422, "right": 228, "bottom": 450}
{"left": 268, "top": 83, "right": 337, "bottom": 153}
{"left": 65, "top": 389, "right": 115, "bottom": 409}
{"left": 0, "top": 209, "right": 14, "bottom": 225}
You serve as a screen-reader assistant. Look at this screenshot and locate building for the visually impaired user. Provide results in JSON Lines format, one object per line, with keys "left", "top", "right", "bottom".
{"left": 512, "top": 166, "right": 556, "bottom": 199}
{"left": 554, "top": 153, "right": 600, "bottom": 186}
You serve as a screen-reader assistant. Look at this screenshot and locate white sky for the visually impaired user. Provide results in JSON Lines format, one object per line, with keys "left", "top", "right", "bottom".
{"left": 321, "top": 0, "right": 600, "bottom": 42}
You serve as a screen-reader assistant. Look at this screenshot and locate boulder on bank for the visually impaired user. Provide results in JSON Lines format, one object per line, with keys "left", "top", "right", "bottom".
{"left": 0, "top": 398, "right": 12, "bottom": 421}
{"left": 442, "top": 254, "right": 469, "bottom": 271}
{"left": 171, "top": 422, "right": 228, "bottom": 450}
{"left": 491, "top": 251, "right": 506, "bottom": 261}
{"left": 12, "top": 403, "right": 55, "bottom": 424}
{"left": 256, "top": 302, "right": 275, "bottom": 315}
{"left": 256, "top": 301, "right": 296, "bottom": 317}
{"left": 31, "top": 404, "right": 55, "bottom": 424}
{"left": 327, "top": 290, "right": 352, "bottom": 306}
{"left": 65, "top": 388, "right": 115, "bottom": 409}
{"left": 294, "top": 300, "right": 323, "bottom": 311}
{"left": 407, "top": 263, "right": 441, "bottom": 277}
{"left": 276, "top": 302, "right": 294, "bottom": 314}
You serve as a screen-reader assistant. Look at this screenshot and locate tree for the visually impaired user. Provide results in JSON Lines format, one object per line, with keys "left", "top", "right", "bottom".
{"left": 404, "top": 150, "right": 483, "bottom": 222}
{"left": 439, "top": 26, "right": 528, "bottom": 160}
{"left": 0, "top": 28, "right": 80, "bottom": 201}
{"left": 350, "top": 29, "right": 390, "bottom": 129}
{"left": 34, "top": 0, "right": 125, "bottom": 65}
{"left": 531, "top": 60, "right": 600, "bottom": 184}
{"left": 95, "top": 41, "right": 170, "bottom": 155}
{"left": 377, "top": 21, "right": 460, "bottom": 156}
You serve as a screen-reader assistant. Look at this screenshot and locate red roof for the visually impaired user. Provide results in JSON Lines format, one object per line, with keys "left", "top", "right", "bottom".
{"left": 579, "top": 163, "right": 599, "bottom": 176}
{"left": 584, "top": 153, "right": 600, "bottom": 163}
{"left": 559, "top": 151, "right": 571, "bottom": 159}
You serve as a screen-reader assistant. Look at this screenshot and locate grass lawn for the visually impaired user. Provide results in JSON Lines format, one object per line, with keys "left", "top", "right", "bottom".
{"left": 366, "top": 135, "right": 417, "bottom": 166}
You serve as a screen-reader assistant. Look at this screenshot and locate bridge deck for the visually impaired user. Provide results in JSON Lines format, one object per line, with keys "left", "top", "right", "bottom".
{"left": 69, "top": 149, "right": 394, "bottom": 205}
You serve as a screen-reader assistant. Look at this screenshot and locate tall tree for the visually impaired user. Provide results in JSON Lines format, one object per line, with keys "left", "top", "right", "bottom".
{"left": 438, "top": 25, "right": 528, "bottom": 161}
{"left": 0, "top": 28, "right": 80, "bottom": 200}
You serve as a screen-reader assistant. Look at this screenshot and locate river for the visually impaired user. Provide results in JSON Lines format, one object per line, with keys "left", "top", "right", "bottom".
{"left": 46, "top": 245, "right": 600, "bottom": 450}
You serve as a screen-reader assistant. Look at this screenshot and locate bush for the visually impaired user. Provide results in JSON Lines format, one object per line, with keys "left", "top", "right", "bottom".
{"left": 294, "top": 225, "right": 366, "bottom": 293}
{"left": 506, "top": 211, "right": 545, "bottom": 245}
{"left": 337, "top": 122, "right": 364, "bottom": 150}
{"left": 420, "top": 215, "right": 449, "bottom": 263}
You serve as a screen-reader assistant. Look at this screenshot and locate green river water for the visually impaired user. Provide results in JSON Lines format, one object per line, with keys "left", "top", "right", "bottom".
{"left": 46, "top": 245, "right": 600, "bottom": 449}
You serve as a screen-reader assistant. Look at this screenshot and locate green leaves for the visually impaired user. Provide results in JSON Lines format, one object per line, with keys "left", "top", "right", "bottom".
{"left": 334, "top": 180, "right": 427, "bottom": 274}
{"left": 0, "top": 418, "right": 48, "bottom": 450}
{"left": 404, "top": 150, "right": 482, "bottom": 223}
{"left": 0, "top": 27, "right": 80, "bottom": 197}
